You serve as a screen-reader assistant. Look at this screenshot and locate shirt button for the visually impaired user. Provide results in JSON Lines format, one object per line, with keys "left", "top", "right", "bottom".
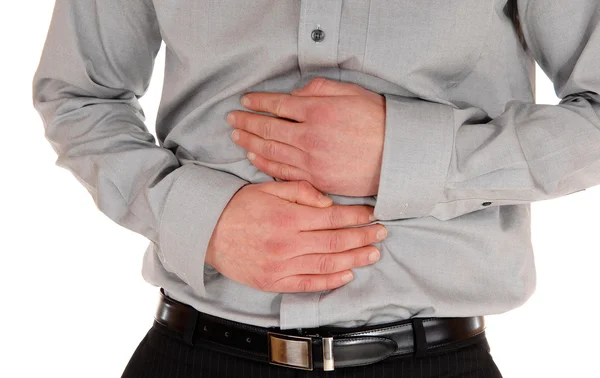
{"left": 311, "top": 28, "right": 325, "bottom": 42}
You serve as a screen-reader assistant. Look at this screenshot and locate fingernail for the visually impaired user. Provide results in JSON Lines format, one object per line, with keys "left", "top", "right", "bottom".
{"left": 376, "top": 227, "right": 387, "bottom": 240}
{"left": 342, "top": 272, "right": 354, "bottom": 283}
{"left": 226, "top": 112, "right": 235, "bottom": 125}
{"left": 368, "top": 249, "right": 380, "bottom": 262}
{"left": 247, "top": 152, "right": 256, "bottom": 161}
{"left": 369, "top": 213, "right": 376, "bottom": 222}
{"left": 241, "top": 95, "right": 251, "bottom": 107}
{"left": 231, "top": 129, "right": 239, "bottom": 141}
{"left": 318, "top": 194, "right": 332, "bottom": 206}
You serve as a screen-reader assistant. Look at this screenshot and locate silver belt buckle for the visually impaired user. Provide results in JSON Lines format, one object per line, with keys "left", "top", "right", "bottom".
{"left": 267, "top": 332, "right": 335, "bottom": 371}
{"left": 267, "top": 332, "right": 314, "bottom": 370}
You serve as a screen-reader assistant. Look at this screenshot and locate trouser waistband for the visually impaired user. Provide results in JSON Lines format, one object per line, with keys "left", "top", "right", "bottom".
{"left": 154, "top": 288, "right": 486, "bottom": 372}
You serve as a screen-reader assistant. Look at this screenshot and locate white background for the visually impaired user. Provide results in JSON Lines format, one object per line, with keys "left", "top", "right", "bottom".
{"left": 2, "top": 2, "right": 599, "bottom": 377}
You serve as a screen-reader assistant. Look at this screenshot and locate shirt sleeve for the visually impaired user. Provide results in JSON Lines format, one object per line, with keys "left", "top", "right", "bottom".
{"left": 373, "top": 0, "right": 600, "bottom": 221}
{"left": 32, "top": 0, "right": 249, "bottom": 296}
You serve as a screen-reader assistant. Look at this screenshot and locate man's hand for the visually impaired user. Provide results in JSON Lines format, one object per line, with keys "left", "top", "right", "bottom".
{"left": 206, "top": 180, "right": 387, "bottom": 293}
{"left": 227, "top": 77, "right": 386, "bottom": 197}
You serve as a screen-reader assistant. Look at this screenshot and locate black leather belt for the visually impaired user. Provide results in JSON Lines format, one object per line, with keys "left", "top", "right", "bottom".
{"left": 154, "top": 288, "right": 486, "bottom": 371}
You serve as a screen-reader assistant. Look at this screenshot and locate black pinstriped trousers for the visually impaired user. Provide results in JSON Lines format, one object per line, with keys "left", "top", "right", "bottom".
{"left": 121, "top": 320, "right": 504, "bottom": 378}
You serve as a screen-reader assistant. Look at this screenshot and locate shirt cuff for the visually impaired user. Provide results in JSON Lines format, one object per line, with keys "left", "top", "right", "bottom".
{"left": 373, "top": 94, "right": 454, "bottom": 220}
{"left": 158, "top": 164, "right": 249, "bottom": 296}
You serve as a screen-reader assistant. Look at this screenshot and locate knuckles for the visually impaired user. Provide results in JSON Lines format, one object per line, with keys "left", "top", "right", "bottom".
{"left": 325, "top": 206, "right": 343, "bottom": 228}
{"left": 260, "top": 117, "right": 276, "bottom": 140}
{"left": 297, "top": 278, "right": 313, "bottom": 292}
{"left": 327, "top": 232, "right": 343, "bottom": 252}
{"left": 277, "top": 164, "right": 293, "bottom": 181}
{"left": 262, "top": 140, "right": 279, "bottom": 159}
{"left": 274, "top": 96, "right": 289, "bottom": 118}
{"left": 317, "top": 255, "right": 336, "bottom": 274}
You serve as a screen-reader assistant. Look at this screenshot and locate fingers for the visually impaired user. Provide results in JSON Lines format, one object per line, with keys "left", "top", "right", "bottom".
{"left": 291, "top": 77, "right": 365, "bottom": 97}
{"left": 295, "top": 204, "right": 376, "bottom": 231}
{"left": 254, "top": 228, "right": 386, "bottom": 293}
{"left": 291, "top": 224, "right": 387, "bottom": 257}
{"left": 228, "top": 110, "right": 306, "bottom": 149}
{"left": 262, "top": 270, "right": 356, "bottom": 293}
{"left": 247, "top": 152, "right": 312, "bottom": 183}
{"left": 284, "top": 245, "right": 380, "bottom": 276}
{"left": 231, "top": 127, "right": 308, "bottom": 170}
{"left": 241, "top": 92, "right": 311, "bottom": 122}
{"left": 258, "top": 180, "right": 333, "bottom": 207}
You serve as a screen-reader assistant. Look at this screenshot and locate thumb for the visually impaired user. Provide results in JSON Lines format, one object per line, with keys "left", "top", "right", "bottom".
{"left": 290, "top": 77, "right": 364, "bottom": 97}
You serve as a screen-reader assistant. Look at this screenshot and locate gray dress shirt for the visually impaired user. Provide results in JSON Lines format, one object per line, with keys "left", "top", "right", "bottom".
{"left": 32, "top": 0, "right": 600, "bottom": 330}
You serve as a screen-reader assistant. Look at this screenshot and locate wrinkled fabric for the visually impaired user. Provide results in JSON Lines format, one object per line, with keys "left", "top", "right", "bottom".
{"left": 33, "top": 0, "right": 600, "bottom": 330}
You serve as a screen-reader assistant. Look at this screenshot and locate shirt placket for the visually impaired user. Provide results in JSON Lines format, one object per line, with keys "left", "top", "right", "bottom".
{"left": 279, "top": 0, "right": 343, "bottom": 330}
{"left": 297, "top": 0, "right": 343, "bottom": 77}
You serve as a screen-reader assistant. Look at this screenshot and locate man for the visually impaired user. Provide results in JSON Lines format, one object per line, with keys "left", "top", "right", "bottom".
{"left": 32, "top": 0, "right": 600, "bottom": 376}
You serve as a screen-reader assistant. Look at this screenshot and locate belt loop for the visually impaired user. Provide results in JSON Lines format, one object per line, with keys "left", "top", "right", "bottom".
{"left": 183, "top": 309, "right": 199, "bottom": 346}
{"left": 411, "top": 318, "right": 427, "bottom": 358}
